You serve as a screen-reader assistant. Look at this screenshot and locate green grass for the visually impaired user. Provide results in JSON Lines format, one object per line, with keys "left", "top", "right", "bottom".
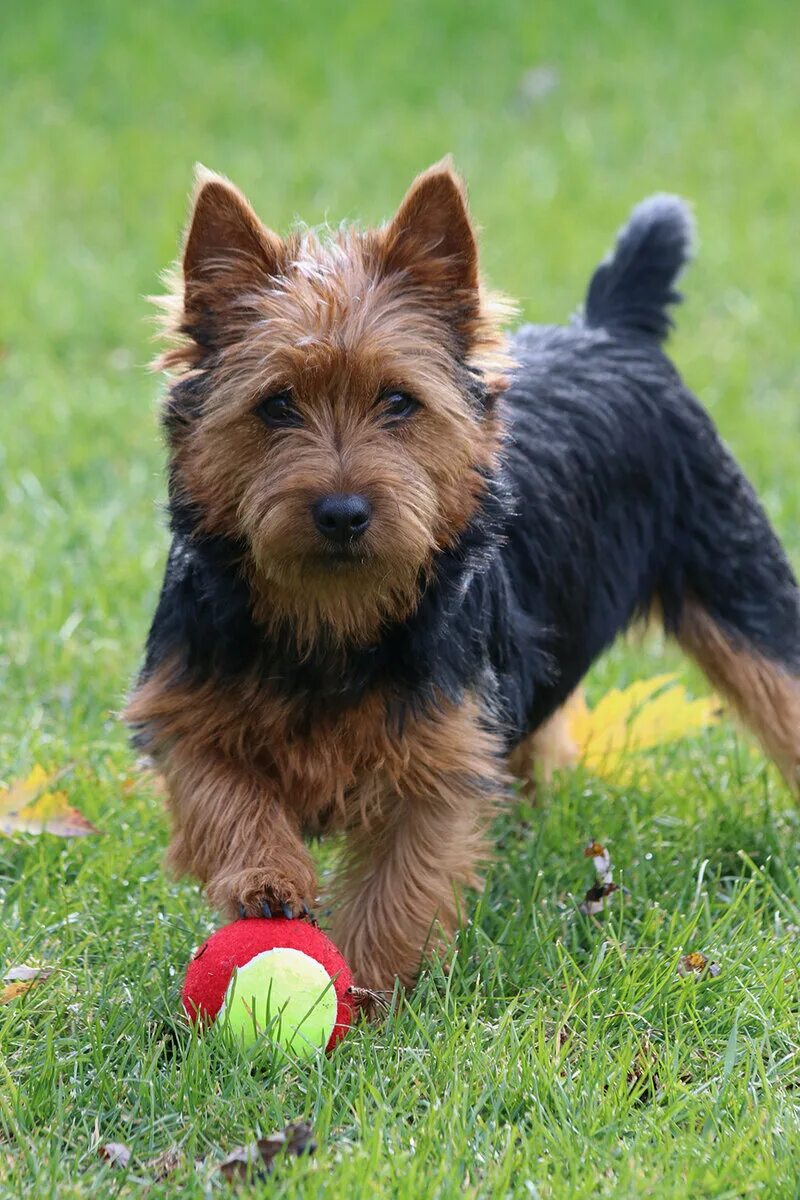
{"left": 2, "top": 1, "right": 800, "bottom": 1195}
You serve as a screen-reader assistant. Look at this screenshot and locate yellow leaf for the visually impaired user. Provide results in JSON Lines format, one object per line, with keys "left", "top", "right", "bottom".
{"left": 567, "top": 674, "right": 720, "bottom": 783}
{"left": 0, "top": 970, "right": 52, "bottom": 1004}
{"left": 0, "top": 980, "right": 37, "bottom": 1004}
{"left": 0, "top": 765, "right": 100, "bottom": 838}
{"left": 1, "top": 966, "right": 53, "bottom": 1006}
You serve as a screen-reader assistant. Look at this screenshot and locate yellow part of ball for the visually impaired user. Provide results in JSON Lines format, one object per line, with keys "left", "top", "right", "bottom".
{"left": 218, "top": 947, "right": 337, "bottom": 1058}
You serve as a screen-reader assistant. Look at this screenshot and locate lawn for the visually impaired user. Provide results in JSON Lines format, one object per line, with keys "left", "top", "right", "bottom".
{"left": 2, "top": 1, "right": 800, "bottom": 1195}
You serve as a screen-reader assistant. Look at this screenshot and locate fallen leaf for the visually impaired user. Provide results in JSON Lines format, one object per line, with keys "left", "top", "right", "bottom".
{"left": 566, "top": 675, "right": 720, "bottom": 783}
{"left": 0, "top": 765, "right": 99, "bottom": 838}
{"left": 1, "top": 981, "right": 36, "bottom": 1004}
{"left": 580, "top": 881, "right": 619, "bottom": 916}
{"left": 217, "top": 1121, "right": 316, "bottom": 1184}
{"left": 584, "top": 840, "right": 612, "bottom": 880}
{"left": 578, "top": 839, "right": 629, "bottom": 916}
{"left": 0, "top": 968, "right": 52, "bottom": 1004}
{"left": 98, "top": 1143, "right": 131, "bottom": 1169}
{"left": 348, "top": 985, "right": 392, "bottom": 1018}
{"left": 3, "top": 965, "right": 53, "bottom": 982}
{"left": 148, "top": 1146, "right": 181, "bottom": 1180}
{"left": 678, "top": 951, "right": 721, "bottom": 979}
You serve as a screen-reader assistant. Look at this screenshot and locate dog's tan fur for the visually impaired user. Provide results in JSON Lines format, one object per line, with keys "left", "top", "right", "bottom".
{"left": 127, "top": 664, "right": 504, "bottom": 987}
{"left": 679, "top": 598, "right": 800, "bottom": 790}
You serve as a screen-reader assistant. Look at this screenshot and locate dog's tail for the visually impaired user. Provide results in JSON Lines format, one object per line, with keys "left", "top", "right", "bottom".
{"left": 583, "top": 194, "right": 694, "bottom": 344}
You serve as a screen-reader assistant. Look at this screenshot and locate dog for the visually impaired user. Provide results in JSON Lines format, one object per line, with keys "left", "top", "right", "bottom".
{"left": 126, "top": 161, "right": 800, "bottom": 991}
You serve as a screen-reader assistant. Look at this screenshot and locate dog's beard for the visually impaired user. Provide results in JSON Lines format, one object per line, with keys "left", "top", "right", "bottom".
{"left": 246, "top": 538, "right": 430, "bottom": 650}
{"left": 241, "top": 485, "right": 438, "bottom": 648}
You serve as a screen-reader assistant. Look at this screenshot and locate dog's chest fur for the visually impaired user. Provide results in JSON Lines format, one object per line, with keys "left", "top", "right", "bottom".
{"left": 129, "top": 659, "right": 497, "bottom": 838}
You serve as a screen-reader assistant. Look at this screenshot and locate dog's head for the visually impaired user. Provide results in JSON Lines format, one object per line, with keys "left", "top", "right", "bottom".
{"left": 158, "top": 162, "right": 511, "bottom": 646}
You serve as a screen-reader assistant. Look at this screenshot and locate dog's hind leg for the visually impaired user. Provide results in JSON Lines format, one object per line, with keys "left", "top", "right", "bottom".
{"left": 678, "top": 598, "right": 800, "bottom": 791}
{"left": 665, "top": 424, "right": 800, "bottom": 791}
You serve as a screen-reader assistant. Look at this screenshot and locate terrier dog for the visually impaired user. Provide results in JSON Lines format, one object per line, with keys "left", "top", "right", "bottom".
{"left": 127, "top": 162, "right": 800, "bottom": 990}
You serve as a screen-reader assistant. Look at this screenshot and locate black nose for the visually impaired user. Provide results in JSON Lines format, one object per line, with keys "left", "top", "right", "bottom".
{"left": 312, "top": 493, "right": 372, "bottom": 544}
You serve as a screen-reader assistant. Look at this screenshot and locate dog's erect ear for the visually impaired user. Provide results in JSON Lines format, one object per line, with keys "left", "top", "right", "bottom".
{"left": 181, "top": 166, "right": 283, "bottom": 323}
{"left": 381, "top": 160, "right": 480, "bottom": 303}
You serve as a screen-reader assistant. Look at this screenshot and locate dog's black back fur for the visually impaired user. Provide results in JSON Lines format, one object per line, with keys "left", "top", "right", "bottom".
{"left": 139, "top": 195, "right": 800, "bottom": 750}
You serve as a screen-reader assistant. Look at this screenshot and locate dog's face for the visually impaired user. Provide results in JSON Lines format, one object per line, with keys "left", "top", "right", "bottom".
{"left": 160, "top": 163, "right": 510, "bottom": 645}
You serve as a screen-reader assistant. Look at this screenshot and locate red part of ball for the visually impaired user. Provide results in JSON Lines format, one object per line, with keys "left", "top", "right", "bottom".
{"left": 182, "top": 918, "right": 354, "bottom": 1051}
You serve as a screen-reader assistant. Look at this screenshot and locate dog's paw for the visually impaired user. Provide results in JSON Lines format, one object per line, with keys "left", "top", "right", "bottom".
{"left": 238, "top": 895, "right": 313, "bottom": 921}
{"left": 207, "top": 866, "right": 316, "bottom": 923}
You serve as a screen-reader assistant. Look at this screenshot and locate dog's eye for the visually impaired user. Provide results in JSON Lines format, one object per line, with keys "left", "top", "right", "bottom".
{"left": 381, "top": 390, "right": 420, "bottom": 423}
{"left": 255, "top": 391, "right": 302, "bottom": 428}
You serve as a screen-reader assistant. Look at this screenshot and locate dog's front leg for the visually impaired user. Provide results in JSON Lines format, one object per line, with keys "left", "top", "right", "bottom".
{"left": 159, "top": 745, "right": 317, "bottom": 920}
{"left": 330, "top": 697, "right": 505, "bottom": 992}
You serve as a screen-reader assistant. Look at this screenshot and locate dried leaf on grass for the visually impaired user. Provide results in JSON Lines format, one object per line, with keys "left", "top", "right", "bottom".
{"left": 349, "top": 985, "right": 393, "bottom": 1018}
{"left": 1, "top": 981, "right": 38, "bottom": 1005}
{"left": 217, "top": 1121, "right": 316, "bottom": 1184}
{"left": 98, "top": 1143, "right": 131, "bottom": 1169}
{"left": 678, "top": 951, "right": 721, "bottom": 979}
{"left": 0, "top": 967, "right": 52, "bottom": 1005}
{"left": 567, "top": 674, "right": 720, "bottom": 783}
{"left": 148, "top": 1146, "right": 182, "bottom": 1180}
{"left": 95, "top": 1142, "right": 183, "bottom": 1180}
{"left": 579, "top": 840, "right": 624, "bottom": 916}
{"left": 0, "top": 764, "right": 99, "bottom": 838}
{"left": 92, "top": 1123, "right": 314, "bottom": 1185}
{"left": 581, "top": 881, "right": 620, "bottom": 916}
{"left": 4, "top": 965, "right": 52, "bottom": 982}
{"left": 584, "top": 841, "right": 611, "bottom": 877}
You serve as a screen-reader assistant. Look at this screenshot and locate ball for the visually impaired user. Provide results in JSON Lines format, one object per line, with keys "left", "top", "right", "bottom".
{"left": 182, "top": 918, "right": 354, "bottom": 1057}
